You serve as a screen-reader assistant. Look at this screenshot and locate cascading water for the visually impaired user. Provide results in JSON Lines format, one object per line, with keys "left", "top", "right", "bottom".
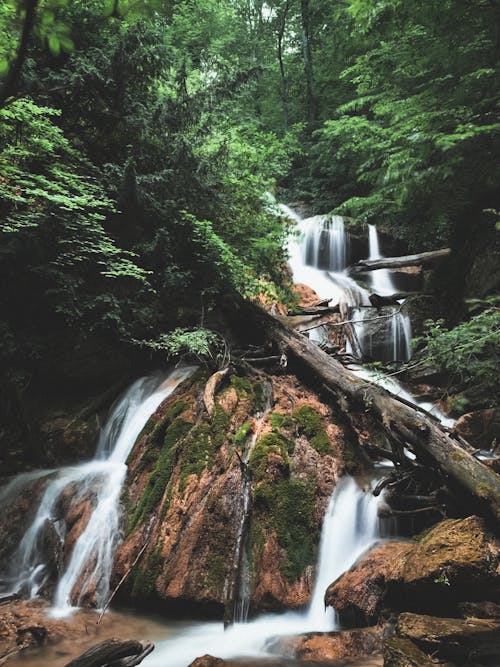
{"left": 230, "top": 381, "right": 273, "bottom": 624}
{"left": 0, "top": 366, "right": 195, "bottom": 615}
{"left": 285, "top": 204, "right": 411, "bottom": 362}
{"left": 368, "top": 224, "right": 394, "bottom": 295}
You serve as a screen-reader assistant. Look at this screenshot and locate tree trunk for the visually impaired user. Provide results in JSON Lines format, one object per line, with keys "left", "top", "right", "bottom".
{"left": 233, "top": 298, "right": 500, "bottom": 523}
{"left": 277, "top": 0, "right": 290, "bottom": 129}
{"left": 353, "top": 249, "right": 451, "bottom": 272}
{"left": 300, "top": 0, "right": 317, "bottom": 125}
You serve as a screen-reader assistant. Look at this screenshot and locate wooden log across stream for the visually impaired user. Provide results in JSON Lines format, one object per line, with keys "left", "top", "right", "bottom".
{"left": 233, "top": 298, "right": 500, "bottom": 523}
{"left": 353, "top": 248, "right": 451, "bottom": 272}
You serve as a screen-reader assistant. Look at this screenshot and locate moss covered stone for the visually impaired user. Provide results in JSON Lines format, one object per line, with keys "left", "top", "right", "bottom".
{"left": 248, "top": 432, "right": 293, "bottom": 480}
{"left": 131, "top": 544, "right": 163, "bottom": 599}
{"left": 129, "top": 417, "right": 193, "bottom": 531}
{"left": 293, "top": 405, "right": 331, "bottom": 455}
{"left": 252, "top": 476, "right": 317, "bottom": 582}
{"left": 269, "top": 412, "right": 294, "bottom": 432}
{"left": 233, "top": 421, "right": 252, "bottom": 448}
{"left": 178, "top": 405, "right": 229, "bottom": 491}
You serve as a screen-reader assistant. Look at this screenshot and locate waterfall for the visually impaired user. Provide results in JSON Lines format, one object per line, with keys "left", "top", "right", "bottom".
{"left": 304, "top": 215, "right": 348, "bottom": 272}
{"left": 284, "top": 205, "right": 411, "bottom": 361}
{"left": 368, "top": 224, "right": 394, "bottom": 295}
{"left": 306, "top": 477, "right": 380, "bottom": 630}
{"left": 0, "top": 366, "right": 195, "bottom": 615}
{"left": 231, "top": 382, "right": 273, "bottom": 624}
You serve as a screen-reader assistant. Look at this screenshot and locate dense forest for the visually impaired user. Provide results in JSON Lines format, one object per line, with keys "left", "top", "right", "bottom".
{"left": 1, "top": 0, "right": 499, "bottom": 400}
{"left": 0, "top": 2, "right": 500, "bottom": 666}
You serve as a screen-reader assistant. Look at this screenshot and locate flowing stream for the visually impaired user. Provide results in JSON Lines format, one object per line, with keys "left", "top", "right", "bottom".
{"left": 0, "top": 366, "right": 195, "bottom": 615}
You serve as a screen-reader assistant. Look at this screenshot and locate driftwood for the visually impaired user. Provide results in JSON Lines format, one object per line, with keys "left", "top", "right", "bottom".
{"left": 233, "top": 299, "right": 500, "bottom": 523}
{"left": 368, "top": 292, "right": 414, "bottom": 307}
{"left": 204, "top": 367, "right": 230, "bottom": 417}
{"left": 288, "top": 303, "right": 340, "bottom": 316}
{"left": 64, "top": 639, "right": 154, "bottom": 667}
{"left": 353, "top": 248, "right": 451, "bottom": 272}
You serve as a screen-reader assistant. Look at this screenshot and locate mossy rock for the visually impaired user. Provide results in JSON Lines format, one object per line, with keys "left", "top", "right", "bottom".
{"left": 252, "top": 477, "right": 317, "bottom": 582}
{"left": 248, "top": 432, "right": 293, "bottom": 480}
{"left": 178, "top": 405, "right": 229, "bottom": 491}
{"left": 293, "top": 405, "right": 331, "bottom": 455}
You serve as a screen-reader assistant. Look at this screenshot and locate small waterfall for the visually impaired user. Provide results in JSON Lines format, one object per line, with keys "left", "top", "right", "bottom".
{"left": 306, "top": 476, "right": 380, "bottom": 630}
{"left": 0, "top": 366, "right": 195, "bottom": 614}
{"left": 284, "top": 205, "right": 411, "bottom": 362}
{"left": 368, "top": 224, "right": 394, "bottom": 295}
{"left": 230, "top": 382, "right": 273, "bottom": 624}
{"left": 304, "top": 215, "right": 348, "bottom": 272}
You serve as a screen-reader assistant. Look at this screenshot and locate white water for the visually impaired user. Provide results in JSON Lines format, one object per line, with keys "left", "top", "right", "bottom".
{"left": 368, "top": 224, "right": 394, "bottom": 295}
{"left": 0, "top": 366, "right": 195, "bottom": 615}
{"left": 143, "top": 477, "right": 381, "bottom": 667}
{"left": 350, "top": 366, "right": 455, "bottom": 428}
{"left": 231, "top": 382, "right": 274, "bottom": 623}
{"left": 284, "top": 204, "right": 412, "bottom": 362}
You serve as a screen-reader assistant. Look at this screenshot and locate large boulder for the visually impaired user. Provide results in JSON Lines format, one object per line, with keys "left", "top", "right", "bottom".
{"left": 326, "top": 516, "right": 500, "bottom": 622}
{"left": 112, "top": 371, "right": 357, "bottom": 616}
{"left": 396, "top": 612, "right": 500, "bottom": 664}
{"left": 325, "top": 541, "right": 413, "bottom": 624}
{"left": 275, "top": 627, "right": 385, "bottom": 663}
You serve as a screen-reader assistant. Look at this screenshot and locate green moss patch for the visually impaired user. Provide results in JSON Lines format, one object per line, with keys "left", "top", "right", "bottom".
{"left": 248, "top": 432, "right": 293, "bottom": 480}
{"left": 233, "top": 421, "right": 252, "bottom": 448}
{"left": 252, "top": 477, "right": 317, "bottom": 582}
{"left": 293, "top": 405, "right": 331, "bottom": 455}
{"left": 178, "top": 405, "right": 229, "bottom": 491}
{"left": 129, "top": 417, "right": 192, "bottom": 531}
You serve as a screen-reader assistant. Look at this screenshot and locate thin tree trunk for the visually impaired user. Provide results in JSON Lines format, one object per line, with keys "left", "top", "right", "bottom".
{"left": 354, "top": 249, "right": 451, "bottom": 272}
{"left": 0, "top": 0, "right": 39, "bottom": 109}
{"left": 300, "top": 0, "right": 316, "bottom": 125}
{"left": 277, "top": 0, "right": 290, "bottom": 128}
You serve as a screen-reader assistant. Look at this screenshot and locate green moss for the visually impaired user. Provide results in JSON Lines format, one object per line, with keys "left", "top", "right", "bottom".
{"left": 131, "top": 544, "right": 163, "bottom": 599}
{"left": 231, "top": 375, "right": 253, "bottom": 396}
{"left": 252, "top": 477, "right": 317, "bottom": 582}
{"left": 129, "top": 417, "right": 193, "bottom": 531}
{"left": 233, "top": 421, "right": 252, "bottom": 448}
{"left": 248, "top": 432, "right": 292, "bottom": 480}
{"left": 293, "top": 406, "right": 331, "bottom": 455}
{"left": 178, "top": 406, "right": 229, "bottom": 492}
{"left": 269, "top": 412, "right": 294, "bottom": 432}
{"left": 206, "top": 554, "right": 226, "bottom": 594}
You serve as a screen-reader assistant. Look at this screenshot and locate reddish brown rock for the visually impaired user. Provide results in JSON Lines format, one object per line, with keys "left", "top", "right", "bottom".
{"left": 112, "top": 371, "right": 351, "bottom": 615}
{"left": 276, "top": 627, "right": 385, "bottom": 663}
{"left": 383, "top": 637, "right": 435, "bottom": 667}
{"left": 325, "top": 541, "right": 413, "bottom": 622}
{"left": 396, "top": 612, "right": 500, "bottom": 663}
{"left": 188, "top": 656, "right": 227, "bottom": 667}
{"left": 326, "top": 517, "right": 500, "bottom": 622}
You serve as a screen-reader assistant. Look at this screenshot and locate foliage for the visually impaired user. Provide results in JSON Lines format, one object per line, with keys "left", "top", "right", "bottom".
{"left": 416, "top": 303, "right": 500, "bottom": 403}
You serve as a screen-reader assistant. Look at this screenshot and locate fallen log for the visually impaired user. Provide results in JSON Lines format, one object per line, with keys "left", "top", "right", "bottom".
{"left": 353, "top": 248, "right": 451, "bottom": 272}
{"left": 64, "top": 639, "right": 154, "bottom": 667}
{"left": 233, "top": 298, "right": 500, "bottom": 523}
{"left": 368, "top": 292, "right": 414, "bottom": 307}
{"left": 288, "top": 303, "right": 340, "bottom": 316}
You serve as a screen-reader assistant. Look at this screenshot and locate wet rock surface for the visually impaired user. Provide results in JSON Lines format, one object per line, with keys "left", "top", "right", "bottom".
{"left": 112, "top": 369, "right": 358, "bottom": 616}
{"left": 327, "top": 516, "right": 500, "bottom": 621}
{"left": 275, "top": 627, "right": 386, "bottom": 663}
